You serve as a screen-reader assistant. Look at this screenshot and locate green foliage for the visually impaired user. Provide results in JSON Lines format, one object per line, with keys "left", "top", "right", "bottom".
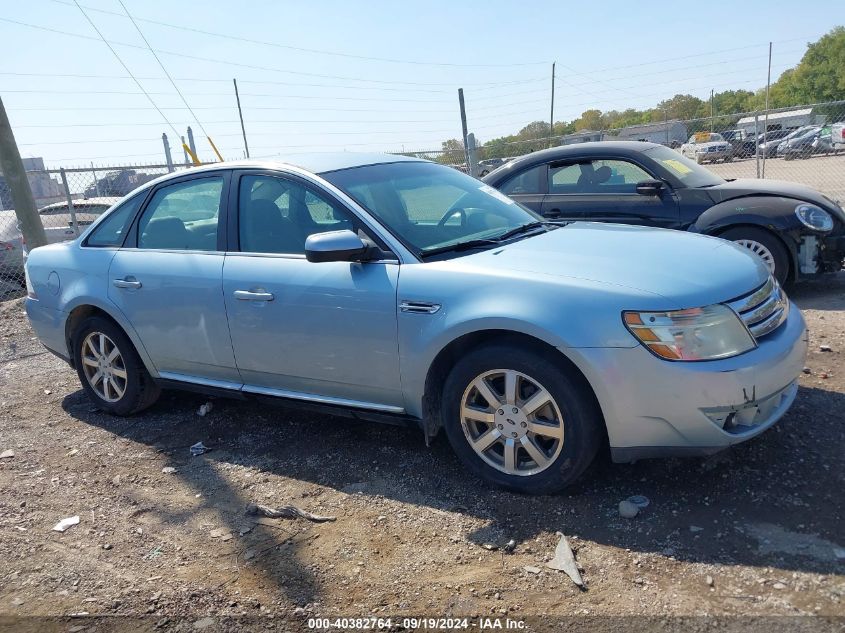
{"left": 459, "top": 28, "right": 845, "bottom": 158}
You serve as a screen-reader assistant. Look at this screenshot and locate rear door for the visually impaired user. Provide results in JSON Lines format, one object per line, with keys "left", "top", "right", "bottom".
{"left": 544, "top": 158, "right": 680, "bottom": 228}
{"left": 108, "top": 172, "right": 240, "bottom": 384}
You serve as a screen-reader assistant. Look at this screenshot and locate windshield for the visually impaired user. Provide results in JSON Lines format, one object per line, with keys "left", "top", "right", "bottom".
{"left": 322, "top": 161, "right": 541, "bottom": 256}
{"left": 642, "top": 145, "right": 725, "bottom": 188}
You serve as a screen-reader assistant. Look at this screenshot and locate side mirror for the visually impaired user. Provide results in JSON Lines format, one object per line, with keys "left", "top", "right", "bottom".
{"left": 305, "top": 230, "right": 370, "bottom": 263}
{"left": 635, "top": 179, "right": 664, "bottom": 196}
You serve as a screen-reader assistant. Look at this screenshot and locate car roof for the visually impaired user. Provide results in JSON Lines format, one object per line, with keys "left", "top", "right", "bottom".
{"left": 127, "top": 153, "right": 428, "bottom": 195}
{"left": 482, "top": 141, "right": 665, "bottom": 182}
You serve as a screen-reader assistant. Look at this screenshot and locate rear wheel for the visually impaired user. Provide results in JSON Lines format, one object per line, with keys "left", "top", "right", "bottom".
{"left": 441, "top": 343, "right": 603, "bottom": 494}
{"left": 72, "top": 316, "right": 160, "bottom": 415}
{"left": 720, "top": 226, "right": 790, "bottom": 285}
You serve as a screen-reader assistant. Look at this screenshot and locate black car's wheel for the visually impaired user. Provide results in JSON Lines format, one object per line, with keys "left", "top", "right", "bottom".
{"left": 72, "top": 316, "right": 160, "bottom": 416}
{"left": 441, "top": 342, "right": 603, "bottom": 495}
{"left": 720, "top": 226, "right": 790, "bottom": 285}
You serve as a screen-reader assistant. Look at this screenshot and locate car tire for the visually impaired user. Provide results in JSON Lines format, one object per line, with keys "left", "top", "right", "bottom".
{"left": 72, "top": 316, "right": 161, "bottom": 416}
{"left": 440, "top": 342, "right": 603, "bottom": 495}
{"left": 719, "top": 226, "right": 790, "bottom": 285}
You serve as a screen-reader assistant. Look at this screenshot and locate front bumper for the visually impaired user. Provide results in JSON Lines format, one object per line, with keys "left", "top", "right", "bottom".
{"left": 567, "top": 302, "right": 808, "bottom": 462}
{"left": 820, "top": 233, "right": 845, "bottom": 272}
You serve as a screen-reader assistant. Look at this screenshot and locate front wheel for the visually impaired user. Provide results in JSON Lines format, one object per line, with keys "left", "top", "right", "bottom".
{"left": 72, "top": 316, "right": 160, "bottom": 416}
{"left": 720, "top": 226, "right": 790, "bottom": 285}
{"left": 441, "top": 343, "right": 603, "bottom": 494}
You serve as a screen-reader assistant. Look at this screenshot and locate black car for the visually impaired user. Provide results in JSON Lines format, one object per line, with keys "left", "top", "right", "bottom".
{"left": 482, "top": 141, "right": 845, "bottom": 284}
{"left": 735, "top": 129, "right": 789, "bottom": 158}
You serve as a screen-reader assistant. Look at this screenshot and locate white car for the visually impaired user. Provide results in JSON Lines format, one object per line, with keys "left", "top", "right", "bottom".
{"left": 680, "top": 133, "right": 733, "bottom": 164}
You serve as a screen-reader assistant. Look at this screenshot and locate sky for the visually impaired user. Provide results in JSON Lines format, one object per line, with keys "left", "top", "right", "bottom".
{"left": 0, "top": 0, "right": 840, "bottom": 168}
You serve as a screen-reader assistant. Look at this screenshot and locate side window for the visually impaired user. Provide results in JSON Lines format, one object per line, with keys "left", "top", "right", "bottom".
{"left": 499, "top": 165, "right": 544, "bottom": 195}
{"left": 85, "top": 194, "right": 144, "bottom": 248}
{"left": 551, "top": 160, "right": 652, "bottom": 194}
{"left": 137, "top": 177, "right": 223, "bottom": 251}
{"left": 238, "top": 175, "right": 356, "bottom": 255}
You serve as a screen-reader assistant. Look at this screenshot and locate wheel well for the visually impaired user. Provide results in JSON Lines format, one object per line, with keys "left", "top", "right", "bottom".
{"left": 712, "top": 223, "right": 795, "bottom": 281}
{"left": 422, "top": 329, "right": 604, "bottom": 440}
{"left": 64, "top": 305, "right": 122, "bottom": 367}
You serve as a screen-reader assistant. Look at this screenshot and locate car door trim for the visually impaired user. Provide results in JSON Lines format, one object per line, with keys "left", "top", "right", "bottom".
{"left": 242, "top": 385, "right": 405, "bottom": 413}
{"left": 156, "top": 372, "right": 406, "bottom": 413}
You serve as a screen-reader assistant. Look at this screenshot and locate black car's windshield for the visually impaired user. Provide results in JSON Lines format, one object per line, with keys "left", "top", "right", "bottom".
{"left": 642, "top": 145, "right": 725, "bottom": 188}
{"left": 322, "top": 161, "right": 542, "bottom": 256}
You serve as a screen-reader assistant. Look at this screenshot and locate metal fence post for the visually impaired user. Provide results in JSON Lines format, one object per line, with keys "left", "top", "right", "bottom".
{"left": 754, "top": 113, "right": 760, "bottom": 179}
{"left": 58, "top": 168, "right": 79, "bottom": 236}
{"left": 162, "top": 133, "right": 174, "bottom": 173}
{"left": 187, "top": 126, "right": 198, "bottom": 161}
{"left": 467, "top": 133, "right": 479, "bottom": 178}
{"left": 90, "top": 162, "right": 101, "bottom": 196}
{"left": 181, "top": 136, "right": 189, "bottom": 166}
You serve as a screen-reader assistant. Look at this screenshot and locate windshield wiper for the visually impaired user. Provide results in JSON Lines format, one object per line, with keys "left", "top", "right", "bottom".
{"left": 420, "top": 238, "right": 501, "bottom": 259}
{"left": 495, "top": 220, "right": 564, "bottom": 241}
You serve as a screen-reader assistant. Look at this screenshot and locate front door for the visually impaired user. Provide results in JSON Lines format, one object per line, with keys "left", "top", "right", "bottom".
{"left": 222, "top": 172, "right": 404, "bottom": 410}
{"left": 543, "top": 159, "right": 680, "bottom": 228}
{"left": 108, "top": 173, "right": 240, "bottom": 383}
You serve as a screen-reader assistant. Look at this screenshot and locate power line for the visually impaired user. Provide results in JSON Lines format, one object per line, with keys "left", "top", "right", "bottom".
{"left": 116, "top": 0, "right": 213, "bottom": 143}
{"left": 0, "top": 17, "right": 542, "bottom": 88}
{"left": 69, "top": 1, "right": 180, "bottom": 138}
{"left": 47, "top": 0, "right": 549, "bottom": 68}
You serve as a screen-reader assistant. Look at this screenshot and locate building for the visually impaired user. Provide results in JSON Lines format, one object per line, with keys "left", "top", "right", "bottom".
{"left": 735, "top": 108, "right": 826, "bottom": 134}
{"left": 0, "top": 157, "right": 65, "bottom": 209}
{"left": 612, "top": 120, "right": 688, "bottom": 146}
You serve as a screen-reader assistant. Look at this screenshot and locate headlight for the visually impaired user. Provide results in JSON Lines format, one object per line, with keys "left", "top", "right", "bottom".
{"left": 623, "top": 304, "right": 756, "bottom": 361}
{"left": 795, "top": 204, "right": 834, "bottom": 232}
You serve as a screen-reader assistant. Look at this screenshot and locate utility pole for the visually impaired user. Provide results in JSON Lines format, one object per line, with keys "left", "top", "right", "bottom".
{"left": 762, "top": 42, "right": 773, "bottom": 178}
{"left": 233, "top": 78, "right": 250, "bottom": 159}
{"left": 162, "top": 133, "right": 174, "bottom": 172}
{"left": 187, "top": 126, "right": 198, "bottom": 162}
{"left": 0, "top": 96, "right": 46, "bottom": 249}
{"left": 710, "top": 89, "right": 715, "bottom": 132}
{"left": 549, "top": 62, "right": 556, "bottom": 148}
{"left": 458, "top": 88, "right": 472, "bottom": 176}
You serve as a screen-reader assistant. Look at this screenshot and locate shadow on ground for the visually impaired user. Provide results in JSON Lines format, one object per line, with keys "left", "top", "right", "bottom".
{"left": 63, "top": 378, "right": 845, "bottom": 600}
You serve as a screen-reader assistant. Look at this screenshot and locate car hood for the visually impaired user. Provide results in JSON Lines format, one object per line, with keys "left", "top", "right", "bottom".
{"left": 703, "top": 178, "right": 845, "bottom": 219}
{"left": 457, "top": 222, "right": 768, "bottom": 308}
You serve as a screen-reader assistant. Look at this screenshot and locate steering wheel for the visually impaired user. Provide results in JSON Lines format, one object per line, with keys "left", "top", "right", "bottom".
{"left": 437, "top": 207, "right": 466, "bottom": 228}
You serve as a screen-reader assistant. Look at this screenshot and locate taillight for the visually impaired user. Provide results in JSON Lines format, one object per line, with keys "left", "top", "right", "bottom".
{"left": 0, "top": 241, "right": 14, "bottom": 251}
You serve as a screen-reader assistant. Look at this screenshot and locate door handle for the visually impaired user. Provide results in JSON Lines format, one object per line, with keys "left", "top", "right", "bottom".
{"left": 113, "top": 278, "right": 142, "bottom": 289}
{"left": 233, "top": 290, "right": 274, "bottom": 302}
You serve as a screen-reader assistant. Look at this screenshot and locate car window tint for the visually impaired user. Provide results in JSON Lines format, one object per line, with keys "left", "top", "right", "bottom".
{"left": 499, "top": 165, "right": 543, "bottom": 195}
{"left": 85, "top": 194, "right": 144, "bottom": 248}
{"left": 238, "top": 174, "right": 356, "bottom": 254}
{"left": 550, "top": 160, "right": 652, "bottom": 194}
{"left": 137, "top": 177, "right": 223, "bottom": 251}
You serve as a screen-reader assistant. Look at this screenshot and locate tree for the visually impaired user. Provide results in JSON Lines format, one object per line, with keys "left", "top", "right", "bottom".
{"left": 772, "top": 27, "right": 845, "bottom": 105}
{"left": 655, "top": 94, "right": 707, "bottom": 121}
{"left": 573, "top": 109, "right": 604, "bottom": 131}
{"left": 439, "top": 138, "right": 464, "bottom": 165}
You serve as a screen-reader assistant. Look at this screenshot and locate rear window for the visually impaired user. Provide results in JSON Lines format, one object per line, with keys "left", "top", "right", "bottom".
{"left": 84, "top": 194, "right": 144, "bottom": 248}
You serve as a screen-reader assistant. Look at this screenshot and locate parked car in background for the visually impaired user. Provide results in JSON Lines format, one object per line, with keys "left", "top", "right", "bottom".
{"left": 0, "top": 197, "right": 119, "bottom": 281}
{"left": 477, "top": 158, "right": 507, "bottom": 177}
{"left": 482, "top": 141, "right": 845, "bottom": 285}
{"left": 721, "top": 129, "right": 751, "bottom": 156}
{"left": 741, "top": 129, "right": 791, "bottom": 158}
{"left": 765, "top": 126, "right": 815, "bottom": 159}
{"left": 831, "top": 123, "right": 845, "bottom": 152}
{"left": 24, "top": 155, "right": 808, "bottom": 494}
{"left": 680, "top": 132, "right": 733, "bottom": 163}
{"left": 778, "top": 125, "right": 835, "bottom": 160}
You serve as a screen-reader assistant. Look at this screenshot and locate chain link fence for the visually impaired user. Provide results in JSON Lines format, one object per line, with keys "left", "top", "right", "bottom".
{"left": 0, "top": 162, "right": 204, "bottom": 300}
{"left": 2, "top": 101, "right": 843, "bottom": 301}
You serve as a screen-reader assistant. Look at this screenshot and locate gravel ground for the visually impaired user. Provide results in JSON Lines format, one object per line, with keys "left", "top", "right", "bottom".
{"left": 0, "top": 275, "right": 843, "bottom": 632}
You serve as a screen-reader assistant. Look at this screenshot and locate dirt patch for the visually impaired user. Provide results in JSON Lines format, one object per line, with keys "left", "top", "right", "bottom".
{"left": 1, "top": 276, "right": 844, "bottom": 629}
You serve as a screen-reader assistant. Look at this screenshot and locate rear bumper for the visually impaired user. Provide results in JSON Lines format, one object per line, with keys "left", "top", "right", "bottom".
{"left": 25, "top": 298, "right": 69, "bottom": 362}
{"left": 566, "top": 302, "right": 808, "bottom": 462}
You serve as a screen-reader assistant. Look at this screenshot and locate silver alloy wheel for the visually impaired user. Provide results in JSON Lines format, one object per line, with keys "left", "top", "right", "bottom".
{"left": 460, "top": 369, "right": 564, "bottom": 477}
{"left": 733, "top": 239, "right": 776, "bottom": 274}
{"left": 80, "top": 332, "right": 127, "bottom": 403}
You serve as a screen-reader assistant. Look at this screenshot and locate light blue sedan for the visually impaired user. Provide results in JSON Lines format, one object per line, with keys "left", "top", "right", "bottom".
{"left": 24, "top": 154, "right": 808, "bottom": 493}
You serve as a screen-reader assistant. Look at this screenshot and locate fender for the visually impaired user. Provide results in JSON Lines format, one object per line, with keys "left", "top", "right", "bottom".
{"left": 61, "top": 294, "right": 160, "bottom": 379}
{"left": 691, "top": 195, "right": 808, "bottom": 237}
